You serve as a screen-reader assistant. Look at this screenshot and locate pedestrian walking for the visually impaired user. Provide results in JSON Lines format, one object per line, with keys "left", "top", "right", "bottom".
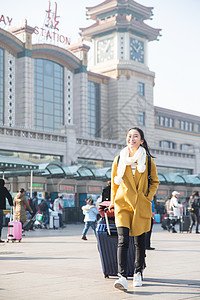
{"left": 31, "top": 191, "right": 38, "bottom": 216}
{"left": 53, "top": 195, "right": 65, "bottom": 228}
{"left": 0, "top": 179, "right": 13, "bottom": 242}
{"left": 109, "top": 127, "right": 159, "bottom": 291}
{"left": 188, "top": 191, "right": 200, "bottom": 234}
{"left": 44, "top": 195, "right": 54, "bottom": 229}
{"left": 162, "top": 196, "right": 173, "bottom": 231}
{"left": 81, "top": 198, "right": 99, "bottom": 240}
{"left": 169, "top": 191, "right": 182, "bottom": 233}
{"left": 14, "top": 188, "right": 33, "bottom": 225}
{"left": 40, "top": 197, "right": 50, "bottom": 229}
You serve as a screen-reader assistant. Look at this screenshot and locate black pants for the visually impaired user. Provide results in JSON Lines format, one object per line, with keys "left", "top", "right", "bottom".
{"left": 117, "top": 226, "right": 146, "bottom": 278}
{"left": 189, "top": 212, "right": 199, "bottom": 232}
{"left": 0, "top": 209, "right": 3, "bottom": 239}
{"left": 145, "top": 217, "right": 153, "bottom": 248}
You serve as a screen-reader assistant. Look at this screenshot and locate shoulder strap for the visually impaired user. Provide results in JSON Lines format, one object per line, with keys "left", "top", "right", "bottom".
{"left": 117, "top": 155, "right": 120, "bottom": 166}
{"left": 147, "top": 155, "right": 151, "bottom": 190}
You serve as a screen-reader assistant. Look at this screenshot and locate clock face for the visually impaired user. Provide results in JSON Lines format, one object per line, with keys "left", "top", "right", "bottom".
{"left": 130, "top": 38, "right": 144, "bottom": 63}
{"left": 97, "top": 37, "right": 114, "bottom": 63}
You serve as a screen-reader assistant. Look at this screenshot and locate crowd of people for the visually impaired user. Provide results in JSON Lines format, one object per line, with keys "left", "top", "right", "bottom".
{"left": 161, "top": 190, "right": 200, "bottom": 234}
{"left": 0, "top": 187, "right": 67, "bottom": 239}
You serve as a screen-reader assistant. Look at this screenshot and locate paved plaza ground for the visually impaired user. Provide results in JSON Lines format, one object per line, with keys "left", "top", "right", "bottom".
{"left": 0, "top": 223, "right": 200, "bottom": 300}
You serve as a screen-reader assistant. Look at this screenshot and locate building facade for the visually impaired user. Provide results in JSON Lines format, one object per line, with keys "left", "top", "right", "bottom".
{"left": 0, "top": 0, "right": 200, "bottom": 205}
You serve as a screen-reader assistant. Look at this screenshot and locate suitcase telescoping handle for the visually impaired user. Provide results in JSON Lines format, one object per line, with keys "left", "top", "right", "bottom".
{"left": 104, "top": 208, "right": 111, "bottom": 235}
{"left": 10, "top": 206, "right": 15, "bottom": 222}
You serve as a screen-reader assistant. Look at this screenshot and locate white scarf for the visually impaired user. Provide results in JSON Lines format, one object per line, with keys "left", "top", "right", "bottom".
{"left": 114, "top": 146, "right": 146, "bottom": 185}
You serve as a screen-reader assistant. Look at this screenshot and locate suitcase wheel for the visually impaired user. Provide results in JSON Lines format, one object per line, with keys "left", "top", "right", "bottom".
{"left": 104, "top": 274, "right": 109, "bottom": 278}
{"left": 19, "top": 239, "right": 22, "bottom": 242}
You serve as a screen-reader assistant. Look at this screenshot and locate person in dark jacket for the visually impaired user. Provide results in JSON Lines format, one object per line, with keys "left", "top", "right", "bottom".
{"left": 189, "top": 191, "right": 200, "bottom": 233}
{"left": 102, "top": 181, "right": 111, "bottom": 201}
{"left": 0, "top": 179, "right": 13, "bottom": 242}
{"left": 31, "top": 191, "right": 38, "bottom": 216}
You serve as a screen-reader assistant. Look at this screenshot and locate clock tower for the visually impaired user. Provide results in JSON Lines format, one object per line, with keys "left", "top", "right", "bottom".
{"left": 80, "top": 0, "right": 161, "bottom": 142}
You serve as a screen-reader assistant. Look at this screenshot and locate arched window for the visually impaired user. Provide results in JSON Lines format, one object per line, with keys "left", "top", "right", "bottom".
{"left": 88, "top": 81, "right": 100, "bottom": 137}
{"left": 34, "top": 59, "right": 64, "bottom": 132}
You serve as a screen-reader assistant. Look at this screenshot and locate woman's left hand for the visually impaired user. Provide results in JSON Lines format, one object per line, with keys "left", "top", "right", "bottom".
{"left": 109, "top": 203, "right": 114, "bottom": 211}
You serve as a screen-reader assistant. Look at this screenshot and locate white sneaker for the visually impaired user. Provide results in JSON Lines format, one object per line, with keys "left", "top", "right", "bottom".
{"left": 114, "top": 276, "right": 128, "bottom": 291}
{"left": 133, "top": 272, "right": 142, "bottom": 287}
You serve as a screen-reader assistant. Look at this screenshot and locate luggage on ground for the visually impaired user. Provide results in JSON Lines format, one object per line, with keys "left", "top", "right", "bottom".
{"left": 49, "top": 211, "right": 59, "bottom": 229}
{"left": 53, "top": 216, "right": 59, "bottom": 229}
{"left": 49, "top": 215, "right": 54, "bottom": 229}
{"left": 179, "top": 216, "right": 190, "bottom": 232}
{"left": 161, "top": 217, "right": 170, "bottom": 230}
{"left": 96, "top": 209, "right": 135, "bottom": 278}
{"left": 22, "top": 214, "right": 37, "bottom": 231}
{"left": 49, "top": 215, "right": 59, "bottom": 229}
{"left": 7, "top": 208, "right": 22, "bottom": 242}
{"left": 7, "top": 221, "right": 22, "bottom": 242}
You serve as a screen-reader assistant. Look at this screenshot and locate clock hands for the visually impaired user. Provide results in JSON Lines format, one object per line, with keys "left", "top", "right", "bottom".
{"left": 133, "top": 45, "right": 141, "bottom": 53}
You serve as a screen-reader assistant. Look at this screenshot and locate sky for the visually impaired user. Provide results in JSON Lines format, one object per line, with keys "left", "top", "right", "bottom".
{"left": 1, "top": 0, "right": 200, "bottom": 116}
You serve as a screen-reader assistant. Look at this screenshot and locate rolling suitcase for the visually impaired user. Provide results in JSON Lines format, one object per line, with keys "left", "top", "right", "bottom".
{"left": 49, "top": 211, "right": 59, "bottom": 229}
{"left": 49, "top": 215, "right": 54, "bottom": 229}
{"left": 96, "top": 209, "right": 135, "bottom": 278}
{"left": 161, "top": 217, "right": 170, "bottom": 230}
{"left": 54, "top": 216, "right": 59, "bottom": 229}
{"left": 7, "top": 208, "right": 22, "bottom": 242}
{"left": 22, "top": 214, "right": 37, "bottom": 231}
{"left": 179, "top": 216, "right": 190, "bottom": 232}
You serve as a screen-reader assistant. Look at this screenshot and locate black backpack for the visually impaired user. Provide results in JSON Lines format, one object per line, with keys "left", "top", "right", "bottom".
{"left": 39, "top": 200, "right": 48, "bottom": 212}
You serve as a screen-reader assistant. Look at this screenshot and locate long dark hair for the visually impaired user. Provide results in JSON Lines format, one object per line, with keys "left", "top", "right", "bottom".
{"left": 126, "top": 127, "right": 155, "bottom": 158}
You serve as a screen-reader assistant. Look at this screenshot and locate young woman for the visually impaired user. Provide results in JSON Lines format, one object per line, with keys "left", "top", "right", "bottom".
{"left": 110, "top": 127, "right": 159, "bottom": 291}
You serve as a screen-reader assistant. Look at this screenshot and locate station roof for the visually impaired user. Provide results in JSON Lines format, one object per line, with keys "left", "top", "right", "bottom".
{"left": 0, "top": 156, "right": 39, "bottom": 172}
{"left": 158, "top": 173, "right": 200, "bottom": 186}
{"left": 36, "top": 162, "right": 111, "bottom": 180}
{"left": 0, "top": 160, "right": 200, "bottom": 186}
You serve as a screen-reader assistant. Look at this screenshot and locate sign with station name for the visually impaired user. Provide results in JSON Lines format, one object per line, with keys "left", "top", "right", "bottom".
{"left": 1, "top": 2, "right": 70, "bottom": 46}
{"left": 34, "top": 1, "right": 70, "bottom": 45}
{"left": 34, "top": 26, "right": 70, "bottom": 45}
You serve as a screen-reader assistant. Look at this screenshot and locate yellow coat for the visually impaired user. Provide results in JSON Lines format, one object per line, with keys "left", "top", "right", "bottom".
{"left": 111, "top": 155, "right": 159, "bottom": 236}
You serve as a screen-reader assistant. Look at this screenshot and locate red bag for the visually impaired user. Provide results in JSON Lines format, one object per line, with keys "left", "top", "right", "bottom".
{"left": 98, "top": 201, "right": 114, "bottom": 218}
